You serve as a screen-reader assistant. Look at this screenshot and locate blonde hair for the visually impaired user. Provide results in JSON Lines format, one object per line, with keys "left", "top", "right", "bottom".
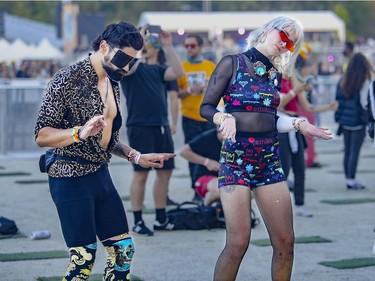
{"left": 247, "top": 16, "right": 304, "bottom": 76}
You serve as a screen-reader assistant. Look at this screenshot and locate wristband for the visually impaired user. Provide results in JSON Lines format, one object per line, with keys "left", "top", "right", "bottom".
{"left": 127, "top": 148, "right": 141, "bottom": 164}
{"left": 293, "top": 119, "right": 306, "bottom": 131}
{"left": 203, "top": 158, "right": 210, "bottom": 167}
{"left": 71, "top": 126, "right": 81, "bottom": 143}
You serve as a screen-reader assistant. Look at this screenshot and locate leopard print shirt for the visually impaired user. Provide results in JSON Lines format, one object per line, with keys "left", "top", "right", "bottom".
{"left": 35, "top": 57, "right": 122, "bottom": 178}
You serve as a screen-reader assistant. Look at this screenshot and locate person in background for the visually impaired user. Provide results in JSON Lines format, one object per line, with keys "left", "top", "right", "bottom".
{"left": 335, "top": 52, "right": 372, "bottom": 190}
{"left": 120, "top": 26, "right": 184, "bottom": 236}
{"left": 180, "top": 128, "right": 223, "bottom": 206}
{"left": 278, "top": 68, "right": 338, "bottom": 217}
{"left": 200, "top": 16, "right": 333, "bottom": 281}
{"left": 342, "top": 40, "right": 354, "bottom": 73}
{"left": 34, "top": 21, "right": 175, "bottom": 281}
{"left": 294, "top": 43, "right": 324, "bottom": 168}
{"left": 178, "top": 34, "right": 216, "bottom": 203}
{"left": 143, "top": 34, "right": 180, "bottom": 206}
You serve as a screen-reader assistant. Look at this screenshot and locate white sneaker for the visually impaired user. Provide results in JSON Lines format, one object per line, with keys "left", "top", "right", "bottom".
{"left": 296, "top": 205, "right": 313, "bottom": 217}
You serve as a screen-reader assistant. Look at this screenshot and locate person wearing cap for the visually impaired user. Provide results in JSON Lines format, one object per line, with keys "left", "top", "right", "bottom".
{"left": 177, "top": 34, "right": 216, "bottom": 203}
{"left": 120, "top": 25, "right": 184, "bottom": 236}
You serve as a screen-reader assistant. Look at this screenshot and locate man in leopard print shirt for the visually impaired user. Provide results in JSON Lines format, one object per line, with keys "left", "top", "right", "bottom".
{"left": 34, "top": 21, "right": 175, "bottom": 281}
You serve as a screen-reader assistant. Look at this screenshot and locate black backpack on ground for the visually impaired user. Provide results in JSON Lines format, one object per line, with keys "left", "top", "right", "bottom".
{"left": 166, "top": 201, "right": 259, "bottom": 231}
{"left": 0, "top": 216, "right": 19, "bottom": 235}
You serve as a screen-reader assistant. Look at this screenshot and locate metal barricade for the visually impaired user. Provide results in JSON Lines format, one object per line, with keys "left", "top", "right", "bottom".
{"left": 0, "top": 79, "right": 48, "bottom": 156}
{"left": 0, "top": 75, "right": 341, "bottom": 157}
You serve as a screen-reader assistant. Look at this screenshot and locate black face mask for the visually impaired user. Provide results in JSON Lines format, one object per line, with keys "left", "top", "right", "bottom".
{"left": 102, "top": 63, "right": 125, "bottom": 82}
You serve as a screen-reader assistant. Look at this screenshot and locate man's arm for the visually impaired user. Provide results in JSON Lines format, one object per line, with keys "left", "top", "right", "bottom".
{"left": 180, "top": 143, "right": 219, "bottom": 172}
{"left": 36, "top": 115, "right": 106, "bottom": 148}
{"left": 112, "top": 139, "right": 134, "bottom": 159}
{"left": 113, "top": 139, "right": 176, "bottom": 168}
{"left": 159, "top": 31, "right": 184, "bottom": 80}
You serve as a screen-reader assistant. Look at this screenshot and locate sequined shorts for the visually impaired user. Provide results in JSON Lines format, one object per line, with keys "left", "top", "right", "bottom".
{"left": 218, "top": 131, "right": 285, "bottom": 190}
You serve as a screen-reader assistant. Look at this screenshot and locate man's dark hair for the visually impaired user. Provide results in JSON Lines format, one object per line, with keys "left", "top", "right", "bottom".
{"left": 186, "top": 34, "right": 204, "bottom": 46}
{"left": 92, "top": 20, "right": 143, "bottom": 51}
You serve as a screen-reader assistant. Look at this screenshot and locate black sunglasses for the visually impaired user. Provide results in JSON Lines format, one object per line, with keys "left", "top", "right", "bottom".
{"left": 108, "top": 43, "right": 138, "bottom": 69}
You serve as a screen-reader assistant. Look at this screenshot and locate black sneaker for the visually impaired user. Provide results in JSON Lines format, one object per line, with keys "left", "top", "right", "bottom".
{"left": 132, "top": 220, "right": 154, "bottom": 236}
{"left": 167, "top": 196, "right": 179, "bottom": 206}
{"left": 347, "top": 183, "right": 366, "bottom": 190}
{"left": 154, "top": 218, "right": 175, "bottom": 231}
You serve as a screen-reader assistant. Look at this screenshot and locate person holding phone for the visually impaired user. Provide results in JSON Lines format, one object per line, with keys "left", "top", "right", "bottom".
{"left": 34, "top": 21, "right": 175, "bottom": 281}
{"left": 120, "top": 25, "right": 184, "bottom": 236}
{"left": 178, "top": 34, "right": 217, "bottom": 203}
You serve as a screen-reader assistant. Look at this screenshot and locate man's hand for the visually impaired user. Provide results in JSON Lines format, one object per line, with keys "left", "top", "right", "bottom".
{"left": 79, "top": 115, "right": 107, "bottom": 140}
{"left": 138, "top": 153, "right": 176, "bottom": 168}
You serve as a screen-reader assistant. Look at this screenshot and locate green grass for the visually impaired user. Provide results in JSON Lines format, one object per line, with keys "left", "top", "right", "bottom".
{"left": 14, "top": 179, "right": 48, "bottom": 184}
{"left": 320, "top": 198, "right": 375, "bottom": 205}
{"left": 0, "top": 172, "right": 31, "bottom": 177}
{"left": 251, "top": 236, "right": 332, "bottom": 247}
{"left": 0, "top": 250, "right": 68, "bottom": 262}
{"left": 327, "top": 169, "right": 373, "bottom": 174}
{"left": 319, "top": 257, "right": 375, "bottom": 269}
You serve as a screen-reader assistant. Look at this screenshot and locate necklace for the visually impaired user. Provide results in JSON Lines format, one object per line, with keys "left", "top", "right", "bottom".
{"left": 244, "top": 48, "right": 281, "bottom": 90}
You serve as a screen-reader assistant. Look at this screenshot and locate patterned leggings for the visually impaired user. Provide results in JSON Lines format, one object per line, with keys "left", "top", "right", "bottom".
{"left": 63, "top": 235, "right": 134, "bottom": 281}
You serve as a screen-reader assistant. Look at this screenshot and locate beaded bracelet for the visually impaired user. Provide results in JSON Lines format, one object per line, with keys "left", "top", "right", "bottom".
{"left": 293, "top": 119, "right": 306, "bottom": 131}
{"left": 71, "top": 126, "right": 82, "bottom": 143}
{"left": 127, "top": 148, "right": 141, "bottom": 165}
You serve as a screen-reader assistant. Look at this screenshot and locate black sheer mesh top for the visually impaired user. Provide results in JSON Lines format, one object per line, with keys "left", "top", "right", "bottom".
{"left": 200, "top": 48, "right": 282, "bottom": 133}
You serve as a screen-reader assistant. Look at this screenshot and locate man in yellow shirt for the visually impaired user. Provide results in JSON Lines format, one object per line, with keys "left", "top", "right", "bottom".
{"left": 178, "top": 34, "right": 216, "bottom": 202}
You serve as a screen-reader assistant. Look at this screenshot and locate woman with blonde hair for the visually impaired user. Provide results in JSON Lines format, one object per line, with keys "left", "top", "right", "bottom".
{"left": 201, "top": 16, "right": 333, "bottom": 281}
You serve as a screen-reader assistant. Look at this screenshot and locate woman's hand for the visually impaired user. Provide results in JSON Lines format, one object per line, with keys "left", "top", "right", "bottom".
{"left": 299, "top": 121, "right": 333, "bottom": 140}
{"left": 206, "top": 159, "right": 220, "bottom": 172}
{"left": 138, "top": 153, "right": 176, "bottom": 168}
{"left": 219, "top": 117, "right": 236, "bottom": 143}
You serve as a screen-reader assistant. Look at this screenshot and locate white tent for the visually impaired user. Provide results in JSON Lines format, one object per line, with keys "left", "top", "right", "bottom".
{"left": 0, "top": 38, "right": 30, "bottom": 63}
{"left": 139, "top": 10, "right": 345, "bottom": 42}
{"left": 25, "top": 38, "right": 64, "bottom": 60}
{"left": 0, "top": 38, "right": 63, "bottom": 63}
{"left": 0, "top": 38, "right": 10, "bottom": 50}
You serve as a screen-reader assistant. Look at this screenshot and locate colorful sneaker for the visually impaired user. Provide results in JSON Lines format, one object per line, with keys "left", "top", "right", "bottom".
{"left": 296, "top": 205, "right": 313, "bottom": 217}
{"left": 154, "top": 219, "right": 175, "bottom": 231}
{"left": 132, "top": 220, "right": 154, "bottom": 236}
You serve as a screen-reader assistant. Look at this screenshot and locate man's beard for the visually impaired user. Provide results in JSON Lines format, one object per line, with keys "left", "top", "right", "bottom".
{"left": 102, "top": 63, "right": 125, "bottom": 82}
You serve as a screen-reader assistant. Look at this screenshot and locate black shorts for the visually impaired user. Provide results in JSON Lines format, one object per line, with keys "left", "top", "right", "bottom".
{"left": 127, "top": 125, "right": 175, "bottom": 171}
{"left": 49, "top": 165, "right": 129, "bottom": 247}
